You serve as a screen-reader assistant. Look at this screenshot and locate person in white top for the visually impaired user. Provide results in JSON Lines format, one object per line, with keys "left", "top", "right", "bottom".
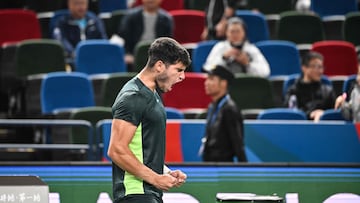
{"left": 203, "top": 17, "right": 270, "bottom": 78}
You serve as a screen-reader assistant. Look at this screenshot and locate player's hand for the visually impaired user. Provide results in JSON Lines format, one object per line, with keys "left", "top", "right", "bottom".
{"left": 169, "top": 170, "right": 187, "bottom": 187}
{"left": 153, "top": 174, "right": 178, "bottom": 191}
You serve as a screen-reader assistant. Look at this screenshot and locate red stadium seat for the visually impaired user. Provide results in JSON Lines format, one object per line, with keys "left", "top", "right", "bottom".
{"left": 162, "top": 72, "right": 211, "bottom": 111}
{"left": 311, "top": 40, "right": 358, "bottom": 76}
{"left": 132, "top": 0, "right": 184, "bottom": 11}
{"left": 0, "top": 9, "right": 41, "bottom": 46}
{"left": 169, "top": 9, "right": 205, "bottom": 45}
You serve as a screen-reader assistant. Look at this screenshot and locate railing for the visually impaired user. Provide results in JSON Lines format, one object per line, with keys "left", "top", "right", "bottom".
{"left": 0, "top": 119, "right": 95, "bottom": 161}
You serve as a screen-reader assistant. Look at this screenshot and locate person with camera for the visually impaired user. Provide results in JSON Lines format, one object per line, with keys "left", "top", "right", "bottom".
{"left": 203, "top": 17, "right": 270, "bottom": 78}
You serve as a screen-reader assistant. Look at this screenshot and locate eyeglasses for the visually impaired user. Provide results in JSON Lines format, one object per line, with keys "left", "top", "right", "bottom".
{"left": 308, "top": 64, "right": 324, "bottom": 70}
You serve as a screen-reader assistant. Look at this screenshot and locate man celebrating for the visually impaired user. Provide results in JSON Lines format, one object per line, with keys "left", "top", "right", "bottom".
{"left": 108, "top": 37, "right": 191, "bottom": 203}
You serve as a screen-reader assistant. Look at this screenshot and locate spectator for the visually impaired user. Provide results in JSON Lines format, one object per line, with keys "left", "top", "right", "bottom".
{"left": 284, "top": 51, "right": 336, "bottom": 121}
{"left": 53, "top": 0, "right": 107, "bottom": 61}
{"left": 118, "top": 0, "right": 173, "bottom": 71}
{"left": 201, "top": 0, "right": 238, "bottom": 40}
{"left": 203, "top": 17, "right": 270, "bottom": 77}
{"left": 334, "top": 54, "right": 360, "bottom": 122}
{"left": 200, "top": 65, "right": 247, "bottom": 162}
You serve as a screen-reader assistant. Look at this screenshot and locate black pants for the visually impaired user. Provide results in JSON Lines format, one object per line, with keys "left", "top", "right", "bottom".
{"left": 116, "top": 194, "right": 163, "bottom": 203}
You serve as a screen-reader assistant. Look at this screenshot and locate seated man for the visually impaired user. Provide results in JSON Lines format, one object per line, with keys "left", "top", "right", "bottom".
{"left": 118, "top": 0, "right": 173, "bottom": 71}
{"left": 284, "top": 51, "right": 336, "bottom": 121}
{"left": 53, "top": 0, "right": 107, "bottom": 61}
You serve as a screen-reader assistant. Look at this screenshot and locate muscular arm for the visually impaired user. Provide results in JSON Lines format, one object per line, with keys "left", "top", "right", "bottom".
{"left": 108, "top": 119, "right": 178, "bottom": 191}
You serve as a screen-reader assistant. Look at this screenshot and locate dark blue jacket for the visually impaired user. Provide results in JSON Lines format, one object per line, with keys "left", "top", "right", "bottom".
{"left": 119, "top": 6, "right": 173, "bottom": 54}
{"left": 54, "top": 12, "right": 107, "bottom": 56}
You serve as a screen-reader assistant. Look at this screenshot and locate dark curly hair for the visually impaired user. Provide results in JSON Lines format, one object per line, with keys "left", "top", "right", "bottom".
{"left": 147, "top": 37, "right": 191, "bottom": 68}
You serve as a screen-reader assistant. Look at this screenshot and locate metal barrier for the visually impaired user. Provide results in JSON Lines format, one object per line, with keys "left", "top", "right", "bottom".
{"left": 0, "top": 119, "right": 95, "bottom": 160}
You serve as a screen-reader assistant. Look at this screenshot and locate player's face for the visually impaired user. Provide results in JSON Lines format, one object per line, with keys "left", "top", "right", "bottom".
{"left": 156, "top": 62, "right": 186, "bottom": 92}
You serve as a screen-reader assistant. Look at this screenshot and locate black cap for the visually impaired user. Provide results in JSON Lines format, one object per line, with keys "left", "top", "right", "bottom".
{"left": 206, "top": 65, "right": 235, "bottom": 83}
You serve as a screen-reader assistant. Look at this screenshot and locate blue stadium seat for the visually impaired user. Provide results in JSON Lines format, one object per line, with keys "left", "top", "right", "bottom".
{"left": 165, "top": 107, "right": 185, "bottom": 119}
{"left": 41, "top": 72, "right": 95, "bottom": 114}
{"left": 311, "top": 0, "right": 358, "bottom": 18}
{"left": 255, "top": 40, "right": 301, "bottom": 77}
{"left": 257, "top": 108, "right": 307, "bottom": 120}
{"left": 98, "top": 0, "right": 127, "bottom": 13}
{"left": 96, "top": 119, "right": 112, "bottom": 162}
{"left": 235, "top": 10, "right": 270, "bottom": 43}
{"left": 342, "top": 74, "right": 357, "bottom": 100}
{"left": 74, "top": 40, "right": 126, "bottom": 75}
{"left": 319, "top": 109, "right": 346, "bottom": 121}
{"left": 191, "top": 40, "right": 217, "bottom": 72}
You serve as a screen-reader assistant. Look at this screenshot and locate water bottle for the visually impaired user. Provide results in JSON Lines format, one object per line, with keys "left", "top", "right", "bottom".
{"left": 288, "top": 95, "right": 297, "bottom": 109}
{"left": 53, "top": 27, "right": 61, "bottom": 41}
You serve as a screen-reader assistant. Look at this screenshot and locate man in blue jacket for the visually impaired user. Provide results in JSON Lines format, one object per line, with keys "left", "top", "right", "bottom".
{"left": 53, "top": 0, "right": 107, "bottom": 60}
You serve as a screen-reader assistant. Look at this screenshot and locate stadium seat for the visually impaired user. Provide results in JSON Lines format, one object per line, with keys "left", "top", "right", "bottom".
{"left": 102, "top": 9, "right": 128, "bottom": 38}
{"left": 12, "top": 39, "right": 66, "bottom": 117}
{"left": 246, "top": 0, "right": 293, "bottom": 15}
{"left": 230, "top": 75, "right": 274, "bottom": 118}
{"left": 257, "top": 108, "right": 307, "bottom": 120}
{"left": 0, "top": 9, "right": 41, "bottom": 46}
{"left": 255, "top": 40, "right": 301, "bottom": 77}
{"left": 165, "top": 107, "right": 185, "bottom": 119}
{"left": 185, "top": 0, "right": 207, "bottom": 11}
{"left": 0, "top": 43, "right": 22, "bottom": 116}
{"left": 277, "top": 11, "right": 325, "bottom": 45}
{"left": 74, "top": 40, "right": 127, "bottom": 75}
{"left": 41, "top": 72, "right": 95, "bottom": 114}
{"left": 235, "top": 10, "right": 270, "bottom": 43}
{"left": 322, "top": 16, "right": 345, "bottom": 40}
{"left": 343, "top": 12, "right": 360, "bottom": 49}
{"left": 96, "top": 119, "right": 112, "bottom": 161}
{"left": 69, "top": 106, "right": 112, "bottom": 145}
{"left": 132, "top": 0, "right": 184, "bottom": 11}
{"left": 25, "top": 0, "right": 66, "bottom": 13}
{"left": 162, "top": 72, "right": 211, "bottom": 111}
{"left": 255, "top": 40, "right": 302, "bottom": 107}
{"left": 133, "top": 40, "right": 152, "bottom": 73}
{"left": 191, "top": 40, "right": 217, "bottom": 73}
{"left": 101, "top": 72, "right": 137, "bottom": 107}
{"left": 311, "top": 40, "right": 358, "bottom": 76}
{"left": 98, "top": 0, "right": 127, "bottom": 13}
{"left": 319, "top": 109, "right": 346, "bottom": 121}
{"left": 169, "top": 10, "right": 205, "bottom": 45}
{"left": 310, "top": 0, "right": 358, "bottom": 18}
{"left": 15, "top": 39, "right": 66, "bottom": 77}
{"left": 342, "top": 74, "right": 357, "bottom": 101}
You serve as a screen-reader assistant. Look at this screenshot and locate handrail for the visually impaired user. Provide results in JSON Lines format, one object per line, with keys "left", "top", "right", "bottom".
{"left": 0, "top": 119, "right": 95, "bottom": 160}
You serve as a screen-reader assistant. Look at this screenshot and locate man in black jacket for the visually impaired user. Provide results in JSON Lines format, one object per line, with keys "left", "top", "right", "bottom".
{"left": 118, "top": 0, "right": 173, "bottom": 71}
{"left": 201, "top": 65, "right": 247, "bottom": 162}
{"left": 284, "top": 51, "right": 336, "bottom": 121}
